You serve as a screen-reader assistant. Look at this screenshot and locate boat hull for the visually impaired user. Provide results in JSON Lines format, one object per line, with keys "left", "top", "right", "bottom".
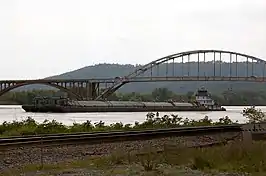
{"left": 22, "top": 105, "right": 226, "bottom": 113}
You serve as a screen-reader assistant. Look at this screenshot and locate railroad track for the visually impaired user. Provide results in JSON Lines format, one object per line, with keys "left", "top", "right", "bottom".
{"left": 0, "top": 125, "right": 242, "bottom": 147}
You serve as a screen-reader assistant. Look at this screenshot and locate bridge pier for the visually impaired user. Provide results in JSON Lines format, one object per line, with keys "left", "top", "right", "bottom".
{"left": 45, "top": 81, "right": 101, "bottom": 100}
{"left": 68, "top": 82, "right": 100, "bottom": 100}
{"left": 87, "top": 82, "right": 99, "bottom": 100}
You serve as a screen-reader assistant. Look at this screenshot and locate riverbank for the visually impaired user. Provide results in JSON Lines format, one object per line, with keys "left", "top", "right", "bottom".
{"left": 0, "top": 114, "right": 237, "bottom": 137}
{"left": 0, "top": 105, "right": 254, "bottom": 126}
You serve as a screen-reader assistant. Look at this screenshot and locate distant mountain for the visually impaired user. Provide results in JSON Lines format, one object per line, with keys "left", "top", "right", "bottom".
{"left": 16, "top": 62, "right": 266, "bottom": 94}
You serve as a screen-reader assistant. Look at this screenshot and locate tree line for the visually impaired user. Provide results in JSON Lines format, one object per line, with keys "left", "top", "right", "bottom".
{"left": 109, "top": 88, "right": 266, "bottom": 105}
{"left": 1, "top": 88, "right": 266, "bottom": 105}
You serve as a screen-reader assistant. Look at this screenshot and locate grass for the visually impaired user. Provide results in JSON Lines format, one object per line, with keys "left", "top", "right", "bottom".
{"left": 3, "top": 141, "right": 266, "bottom": 175}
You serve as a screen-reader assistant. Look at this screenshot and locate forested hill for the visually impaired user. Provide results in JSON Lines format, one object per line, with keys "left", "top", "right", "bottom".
{"left": 24, "top": 62, "right": 266, "bottom": 94}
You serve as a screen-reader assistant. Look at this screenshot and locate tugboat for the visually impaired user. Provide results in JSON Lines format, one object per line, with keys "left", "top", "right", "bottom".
{"left": 195, "top": 87, "right": 225, "bottom": 111}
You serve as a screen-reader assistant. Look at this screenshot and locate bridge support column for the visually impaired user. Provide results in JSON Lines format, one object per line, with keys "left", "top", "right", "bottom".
{"left": 67, "top": 82, "right": 83, "bottom": 100}
{"left": 87, "top": 83, "right": 99, "bottom": 100}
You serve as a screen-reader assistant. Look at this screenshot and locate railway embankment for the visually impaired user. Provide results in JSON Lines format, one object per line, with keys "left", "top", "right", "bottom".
{"left": 1, "top": 130, "right": 241, "bottom": 172}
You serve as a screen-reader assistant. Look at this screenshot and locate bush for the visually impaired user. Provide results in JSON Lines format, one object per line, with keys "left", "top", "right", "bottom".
{"left": 0, "top": 113, "right": 240, "bottom": 137}
{"left": 242, "top": 106, "right": 266, "bottom": 123}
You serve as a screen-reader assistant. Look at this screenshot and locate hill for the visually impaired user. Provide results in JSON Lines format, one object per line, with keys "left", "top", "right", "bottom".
{"left": 42, "top": 62, "right": 265, "bottom": 94}
{"left": 17, "top": 62, "right": 266, "bottom": 94}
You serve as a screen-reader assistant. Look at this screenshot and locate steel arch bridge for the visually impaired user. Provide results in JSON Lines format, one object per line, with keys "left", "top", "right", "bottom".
{"left": 0, "top": 49, "right": 266, "bottom": 100}
{"left": 95, "top": 49, "right": 266, "bottom": 100}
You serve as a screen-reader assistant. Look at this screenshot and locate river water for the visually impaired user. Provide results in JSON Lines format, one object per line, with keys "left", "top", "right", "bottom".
{"left": 0, "top": 105, "right": 263, "bottom": 126}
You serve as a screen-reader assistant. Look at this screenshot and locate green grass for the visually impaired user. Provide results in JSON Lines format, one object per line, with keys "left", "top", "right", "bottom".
{"left": 3, "top": 141, "right": 266, "bottom": 175}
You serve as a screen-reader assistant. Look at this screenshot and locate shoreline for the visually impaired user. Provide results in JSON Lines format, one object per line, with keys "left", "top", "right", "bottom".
{"left": 0, "top": 105, "right": 254, "bottom": 126}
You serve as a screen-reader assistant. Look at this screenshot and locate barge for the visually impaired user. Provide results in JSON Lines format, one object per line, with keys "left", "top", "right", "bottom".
{"left": 22, "top": 87, "right": 226, "bottom": 113}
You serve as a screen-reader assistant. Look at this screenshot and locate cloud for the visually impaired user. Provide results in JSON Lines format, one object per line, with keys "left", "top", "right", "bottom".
{"left": 0, "top": 0, "right": 265, "bottom": 79}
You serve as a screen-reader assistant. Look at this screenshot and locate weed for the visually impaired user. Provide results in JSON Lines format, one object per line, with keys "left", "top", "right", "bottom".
{"left": 191, "top": 156, "right": 213, "bottom": 170}
{"left": 136, "top": 146, "right": 160, "bottom": 171}
{"left": 4, "top": 142, "right": 266, "bottom": 175}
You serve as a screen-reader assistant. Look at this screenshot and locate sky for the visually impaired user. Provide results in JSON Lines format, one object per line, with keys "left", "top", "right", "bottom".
{"left": 0, "top": 0, "right": 265, "bottom": 79}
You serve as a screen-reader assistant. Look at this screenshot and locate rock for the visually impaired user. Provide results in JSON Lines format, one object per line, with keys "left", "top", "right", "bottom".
{"left": 3, "top": 158, "right": 12, "bottom": 164}
{"left": 82, "top": 151, "right": 95, "bottom": 156}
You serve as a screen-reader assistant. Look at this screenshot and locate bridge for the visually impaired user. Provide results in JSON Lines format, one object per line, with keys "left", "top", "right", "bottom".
{"left": 1, "top": 49, "right": 266, "bottom": 100}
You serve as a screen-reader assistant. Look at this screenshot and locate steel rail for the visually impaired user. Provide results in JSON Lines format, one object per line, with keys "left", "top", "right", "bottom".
{"left": 0, "top": 125, "right": 242, "bottom": 147}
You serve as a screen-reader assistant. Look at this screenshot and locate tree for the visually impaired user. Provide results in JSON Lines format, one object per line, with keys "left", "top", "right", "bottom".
{"left": 242, "top": 106, "right": 266, "bottom": 124}
{"left": 186, "top": 91, "right": 194, "bottom": 100}
{"left": 151, "top": 88, "right": 173, "bottom": 101}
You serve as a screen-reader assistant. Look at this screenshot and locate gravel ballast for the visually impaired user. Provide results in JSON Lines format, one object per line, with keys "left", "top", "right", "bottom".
{"left": 0, "top": 132, "right": 241, "bottom": 173}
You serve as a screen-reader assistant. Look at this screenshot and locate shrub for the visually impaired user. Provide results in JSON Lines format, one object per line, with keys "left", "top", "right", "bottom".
{"left": 0, "top": 112, "right": 240, "bottom": 137}
{"left": 242, "top": 106, "right": 266, "bottom": 123}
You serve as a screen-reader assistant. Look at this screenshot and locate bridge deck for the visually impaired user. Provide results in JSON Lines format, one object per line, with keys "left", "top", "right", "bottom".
{"left": 0, "top": 76, "right": 265, "bottom": 84}
{"left": 126, "top": 76, "right": 266, "bottom": 82}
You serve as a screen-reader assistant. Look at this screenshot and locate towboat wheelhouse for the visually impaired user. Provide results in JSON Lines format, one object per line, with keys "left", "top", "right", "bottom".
{"left": 194, "top": 87, "right": 225, "bottom": 110}
{"left": 194, "top": 86, "right": 226, "bottom": 111}
{"left": 195, "top": 87, "right": 215, "bottom": 107}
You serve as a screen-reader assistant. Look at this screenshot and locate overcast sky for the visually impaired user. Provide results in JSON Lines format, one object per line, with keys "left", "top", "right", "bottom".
{"left": 0, "top": 0, "right": 265, "bottom": 79}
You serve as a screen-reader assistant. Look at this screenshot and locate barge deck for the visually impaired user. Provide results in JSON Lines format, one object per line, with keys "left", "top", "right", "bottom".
{"left": 22, "top": 99, "right": 226, "bottom": 113}
{"left": 22, "top": 87, "right": 226, "bottom": 113}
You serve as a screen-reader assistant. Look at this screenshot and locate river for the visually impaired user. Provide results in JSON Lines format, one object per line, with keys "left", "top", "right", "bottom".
{"left": 0, "top": 105, "right": 263, "bottom": 126}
